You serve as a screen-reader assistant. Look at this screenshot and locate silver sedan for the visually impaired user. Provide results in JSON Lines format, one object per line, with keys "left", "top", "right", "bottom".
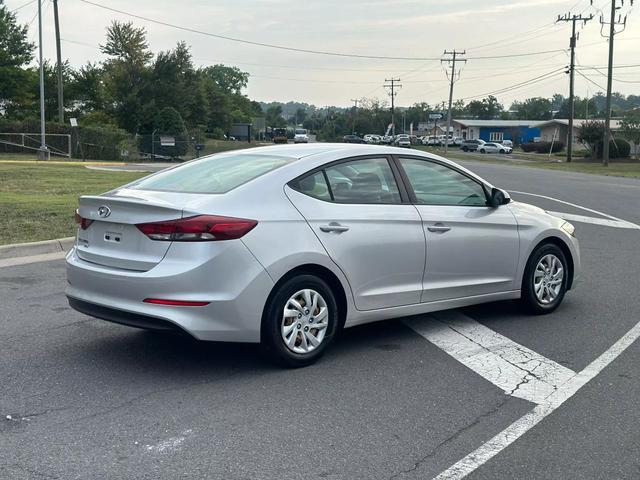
{"left": 66, "top": 144, "right": 580, "bottom": 367}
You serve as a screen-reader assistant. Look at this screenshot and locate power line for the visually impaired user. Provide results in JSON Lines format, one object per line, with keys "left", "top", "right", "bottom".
{"left": 459, "top": 68, "right": 566, "bottom": 102}
{"left": 10, "top": 0, "right": 36, "bottom": 12}
{"left": 575, "top": 69, "right": 607, "bottom": 90}
{"left": 77, "top": 0, "right": 568, "bottom": 62}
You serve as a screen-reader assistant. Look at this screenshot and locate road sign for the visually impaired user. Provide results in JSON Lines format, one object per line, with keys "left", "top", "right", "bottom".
{"left": 429, "top": 113, "right": 443, "bottom": 120}
{"left": 160, "top": 136, "right": 175, "bottom": 147}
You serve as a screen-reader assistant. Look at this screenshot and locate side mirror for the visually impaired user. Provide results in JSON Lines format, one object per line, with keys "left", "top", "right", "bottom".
{"left": 488, "top": 187, "right": 511, "bottom": 208}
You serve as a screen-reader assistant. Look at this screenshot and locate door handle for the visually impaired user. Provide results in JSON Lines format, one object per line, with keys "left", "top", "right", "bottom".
{"left": 427, "top": 223, "right": 451, "bottom": 233}
{"left": 320, "top": 222, "right": 349, "bottom": 233}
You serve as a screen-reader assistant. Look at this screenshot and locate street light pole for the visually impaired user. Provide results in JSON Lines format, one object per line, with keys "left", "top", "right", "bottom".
{"left": 37, "top": 0, "right": 49, "bottom": 160}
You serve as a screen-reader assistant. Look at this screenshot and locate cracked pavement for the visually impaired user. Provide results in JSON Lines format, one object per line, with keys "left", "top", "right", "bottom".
{"left": 1, "top": 161, "right": 639, "bottom": 479}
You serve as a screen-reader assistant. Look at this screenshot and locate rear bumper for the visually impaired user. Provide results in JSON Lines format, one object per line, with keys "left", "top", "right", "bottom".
{"left": 65, "top": 241, "right": 274, "bottom": 342}
{"left": 67, "top": 296, "right": 186, "bottom": 333}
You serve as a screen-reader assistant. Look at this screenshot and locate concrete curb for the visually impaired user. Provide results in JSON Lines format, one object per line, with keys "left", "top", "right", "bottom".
{"left": 0, "top": 237, "right": 75, "bottom": 260}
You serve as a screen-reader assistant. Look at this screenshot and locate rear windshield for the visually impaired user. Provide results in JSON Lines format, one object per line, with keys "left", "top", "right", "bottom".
{"left": 130, "top": 153, "right": 292, "bottom": 194}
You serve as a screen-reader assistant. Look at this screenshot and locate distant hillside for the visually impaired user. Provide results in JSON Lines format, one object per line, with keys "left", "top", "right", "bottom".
{"left": 258, "top": 101, "right": 346, "bottom": 117}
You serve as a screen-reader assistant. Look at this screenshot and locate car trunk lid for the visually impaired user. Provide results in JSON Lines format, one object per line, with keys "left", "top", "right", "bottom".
{"left": 76, "top": 193, "right": 186, "bottom": 271}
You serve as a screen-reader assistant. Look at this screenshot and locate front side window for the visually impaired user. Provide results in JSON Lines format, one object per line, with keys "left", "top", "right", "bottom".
{"left": 324, "top": 157, "right": 401, "bottom": 204}
{"left": 399, "top": 158, "right": 487, "bottom": 207}
{"left": 131, "top": 153, "right": 292, "bottom": 193}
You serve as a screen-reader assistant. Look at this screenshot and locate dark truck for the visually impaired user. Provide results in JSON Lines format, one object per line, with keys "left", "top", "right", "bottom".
{"left": 272, "top": 128, "right": 288, "bottom": 144}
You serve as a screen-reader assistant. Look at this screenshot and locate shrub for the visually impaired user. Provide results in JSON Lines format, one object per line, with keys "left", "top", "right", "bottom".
{"left": 0, "top": 119, "right": 130, "bottom": 160}
{"left": 520, "top": 141, "right": 564, "bottom": 153}
{"left": 595, "top": 138, "right": 630, "bottom": 159}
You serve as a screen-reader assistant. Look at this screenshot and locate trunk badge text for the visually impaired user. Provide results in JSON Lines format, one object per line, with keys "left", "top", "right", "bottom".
{"left": 98, "top": 206, "right": 111, "bottom": 218}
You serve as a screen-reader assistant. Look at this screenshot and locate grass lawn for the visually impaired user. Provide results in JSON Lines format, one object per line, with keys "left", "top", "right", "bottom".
{"left": 0, "top": 162, "right": 146, "bottom": 245}
{"left": 414, "top": 146, "right": 640, "bottom": 179}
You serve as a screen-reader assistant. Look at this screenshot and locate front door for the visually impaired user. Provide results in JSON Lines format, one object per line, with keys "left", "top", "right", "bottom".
{"left": 396, "top": 157, "right": 520, "bottom": 303}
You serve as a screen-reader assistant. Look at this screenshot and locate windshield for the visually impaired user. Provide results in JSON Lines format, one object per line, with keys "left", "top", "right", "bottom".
{"left": 130, "top": 153, "right": 292, "bottom": 193}
{"left": 295, "top": 129, "right": 307, "bottom": 135}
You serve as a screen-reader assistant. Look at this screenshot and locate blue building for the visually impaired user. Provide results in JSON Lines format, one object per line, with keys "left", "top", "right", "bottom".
{"left": 451, "top": 120, "right": 541, "bottom": 144}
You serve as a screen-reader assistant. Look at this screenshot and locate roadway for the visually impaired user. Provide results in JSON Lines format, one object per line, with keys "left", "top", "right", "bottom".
{"left": 1, "top": 160, "right": 639, "bottom": 479}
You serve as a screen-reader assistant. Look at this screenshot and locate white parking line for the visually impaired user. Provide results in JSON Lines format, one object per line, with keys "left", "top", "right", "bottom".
{"left": 404, "top": 311, "right": 576, "bottom": 405}
{"left": 546, "top": 211, "right": 640, "bottom": 230}
{"left": 432, "top": 318, "right": 640, "bottom": 479}
{"left": 508, "top": 190, "right": 626, "bottom": 221}
{"left": 507, "top": 190, "right": 640, "bottom": 230}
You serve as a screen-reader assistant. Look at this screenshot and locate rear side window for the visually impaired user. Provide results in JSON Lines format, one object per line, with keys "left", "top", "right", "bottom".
{"left": 294, "top": 171, "right": 331, "bottom": 201}
{"left": 325, "top": 157, "right": 401, "bottom": 204}
{"left": 130, "top": 153, "right": 291, "bottom": 193}
{"left": 293, "top": 157, "right": 402, "bottom": 204}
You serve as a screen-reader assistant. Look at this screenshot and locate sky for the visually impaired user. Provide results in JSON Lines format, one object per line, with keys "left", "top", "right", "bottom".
{"left": 7, "top": 0, "right": 640, "bottom": 108}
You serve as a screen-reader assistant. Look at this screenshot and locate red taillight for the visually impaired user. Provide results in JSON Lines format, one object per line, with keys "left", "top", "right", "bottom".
{"left": 74, "top": 210, "right": 93, "bottom": 230}
{"left": 143, "top": 298, "right": 210, "bottom": 307}
{"left": 135, "top": 215, "right": 257, "bottom": 242}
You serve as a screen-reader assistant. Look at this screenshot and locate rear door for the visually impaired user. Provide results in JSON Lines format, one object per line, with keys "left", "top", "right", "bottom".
{"left": 76, "top": 194, "right": 185, "bottom": 271}
{"left": 396, "top": 156, "right": 520, "bottom": 303}
{"left": 286, "top": 156, "right": 425, "bottom": 311}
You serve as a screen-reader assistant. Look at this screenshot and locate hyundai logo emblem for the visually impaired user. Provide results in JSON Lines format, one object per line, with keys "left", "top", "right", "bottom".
{"left": 97, "top": 205, "right": 111, "bottom": 218}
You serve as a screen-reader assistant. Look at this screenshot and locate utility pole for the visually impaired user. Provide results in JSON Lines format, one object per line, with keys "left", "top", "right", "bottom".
{"left": 441, "top": 50, "right": 466, "bottom": 154}
{"left": 350, "top": 98, "right": 359, "bottom": 134}
{"left": 37, "top": 0, "right": 49, "bottom": 160}
{"left": 384, "top": 78, "right": 401, "bottom": 136}
{"left": 556, "top": 12, "right": 593, "bottom": 163}
{"left": 53, "top": 0, "right": 64, "bottom": 124}
{"left": 600, "top": 0, "right": 632, "bottom": 167}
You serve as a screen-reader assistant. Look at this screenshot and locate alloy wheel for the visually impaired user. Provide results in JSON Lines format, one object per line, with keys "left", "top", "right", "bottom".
{"left": 533, "top": 254, "right": 564, "bottom": 304}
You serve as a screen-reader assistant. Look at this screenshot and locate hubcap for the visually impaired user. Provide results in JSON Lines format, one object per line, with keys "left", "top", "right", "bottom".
{"left": 533, "top": 254, "right": 564, "bottom": 305}
{"left": 281, "top": 289, "right": 329, "bottom": 354}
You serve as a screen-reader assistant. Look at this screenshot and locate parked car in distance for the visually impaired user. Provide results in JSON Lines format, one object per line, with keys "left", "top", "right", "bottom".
{"left": 422, "top": 135, "right": 440, "bottom": 146}
{"left": 460, "top": 139, "right": 485, "bottom": 152}
{"left": 502, "top": 140, "right": 514, "bottom": 148}
{"left": 408, "top": 135, "right": 419, "bottom": 145}
{"left": 66, "top": 144, "right": 580, "bottom": 367}
{"left": 479, "top": 142, "right": 513, "bottom": 154}
{"left": 293, "top": 128, "right": 309, "bottom": 144}
{"left": 381, "top": 135, "right": 394, "bottom": 145}
{"left": 364, "top": 134, "right": 382, "bottom": 144}
{"left": 343, "top": 134, "right": 365, "bottom": 144}
{"left": 394, "top": 134, "right": 411, "bottom": 148}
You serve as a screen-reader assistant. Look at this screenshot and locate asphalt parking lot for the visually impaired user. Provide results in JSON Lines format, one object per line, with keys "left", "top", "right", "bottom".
{"left": 1, "top": 161, "right": 639, "bottom": 479}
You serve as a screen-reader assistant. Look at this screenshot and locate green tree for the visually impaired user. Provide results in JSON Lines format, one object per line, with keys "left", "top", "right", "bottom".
{"left": 68, "top": 62, "right": 106, "bottom": 114}
{"left": 201, "top": 65, "right": 248, "bottom": 94}
{"left": 266, "top": 105, "right": 286, "bottom": 128}
{"left": 465, "top": 96, "right": 503, "bottom": 119}
{"left": 0, "top": 2, "right": 35, "bottom": 115}
{"left": 510, "top": 97, "right": 552, "bottom": 120}
{"left": 619, "top": 111, "right": 640, "bottom": 160}
{"left": 100, "top": 20, "right": 153, "bottom": 64}
{"left": 144, "top": 106, "right": 188, "bottom": 158}
{"left": 577, "top": 120, "right": 605, "bottom": 159}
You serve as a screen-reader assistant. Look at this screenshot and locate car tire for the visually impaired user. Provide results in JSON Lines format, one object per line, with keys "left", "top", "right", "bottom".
{"left": 480, "top": 149, "right": 486, "bottom": 154}
{"left": 499, "top": 149, "right": 505, "bottom": 154}
{"left": 521, "top": 243, "right": 569, "bottom": 315}
{"left": 261, "top": 274, "right": 339, "bottom": 368}
{"left": 462, "top": 147, "right": 468, "bottom": 152}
